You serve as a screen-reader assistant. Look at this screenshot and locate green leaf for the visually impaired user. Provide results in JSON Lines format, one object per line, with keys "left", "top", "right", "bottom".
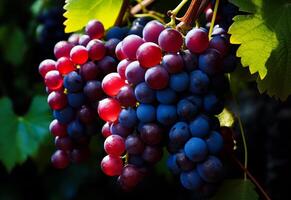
{"left": 63, "top": 0, "right": 123, "bottom": 33}
{"left": 229, "top": 15, "right": 278, "bottom": 79}
{"left": 0, "top": 96, "right": 51, "bottom": 171}
{"left": 217, "top": 108, "right": 235, "bottom": 127}
{"left": 211, "top": 179, "right": 259, "bottom": 200}
{"left": 228, "top": 0, "right": 291, "bottom": 100}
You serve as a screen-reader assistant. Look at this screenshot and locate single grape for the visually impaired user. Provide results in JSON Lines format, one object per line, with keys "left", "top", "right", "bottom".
{"left": 121, "top": 35, "right": 144, "bottom": 60}
{"left": 125, "top": 61, "right": 146, "bottom": 85}
{"left": 67, "top": 92, "right": 85, "bottom": 108}
{"left": 44, "top": 70, "right": 63, "bottom": 90}
{"left": 177, "top": 99, "right": 198, "bottom": 121}
{"left": 145, "top": 65, "right": 169, "bottom": 90}
{"left": 104, "top": 135, "right": 125, "bottom": 156}
{"left": 142, "top": 146, "right": 163, "bottom": 163}
{"left": 169, "top": 122, "right": 191, "bottom": 147}
{"left": 169, "top": 72, "right": 189, "bottom": 92}
{"left": 134, "top": 82, "right": 155, "bottom": 103}
{"left": 142, "top": 20, "right": 165, "bottom": 43}
{"left": 51, "top": 150, "right": 70, "bottom": 169}
{"left": 176, "top": 151, "right": 196, "bottom": 171}
{"left": 189, "top": 115, "right": 210, "bottom": 137}
{"left": 39, "top": 59, "right": 56, "bottom": 78}
{"left": 49, "top": 119, "right": 67, "bottom": 137}
{"left": 185, "top": 28, "right": 209, "bottom": 53}
{"left": 53, "top": 106, "right": 75, "bottom": 124}
{"left": 85, "top": 19, "right": 104, "bottom": 39}
{"left": 167, "top": 154, "right": 181, "bottom": 175}
{"left": 156, "top": 104, "right": 177, "bottom": 125}
{"left": 184, "top": 137, "right": 208, "bottom": 162}
{"left": 98, "top": 98, "right": 121, "bottom": 122}
{"left": 105, "top": 38, "right": 120, "bottom": 57}
{"left": 125, "top": 135, "right": 145, "bottom": 155}
{"left": 198, "top": 49, "right": 222, "bottom": 75}
{"left": 119, "top": 165, "right": 142, "bottom": 189}
{"left": 136, "top": 104, "right": 156, "bottom": 123}
{"left": 54, "top": 41, "right": 74, "bottom": 59}
{"left": 209, "top": 35, "right": 229, "bottom": 57}
{"left": 80, "top": 61, "right": 102, "bottom": 81}
{"left": 83, "top": 80, "right": 104, "bottom": 101}
{"left": 47, "top": 91, "right": 67, "bottom": 110}
{"left": 162, "top": 54, "right": 184, "bottom": 74}
{"left": 86, "top": 39, "right": 106, "bottom": 61}
{"left": 189, "top": 70, "right": 210, "bottom": 94}
{"left": 206, "top": 131, "right": 224, "bottom": 155}
{"left": 101, "top": 155, "right": 123, "bottom": 176}
{"left": 180, "top": 170, "right": 203, "bottom": 190}
{"left": 70, "top": 45, "right": 89, "bottom": 64}
{"left": 128, "top": 24, "right": 144, "bottom": 37}
{"left": 97, "top": 56, "right": 117, "bottom": 75}
{"left": 136, "top": 42, "right": 162, "bottom": 68}
{"left": 78, "top": 105, "right": 96, "bottom": 124}
{"left": 68, "top": 33, "right": 81, "bottom": 45}
{"left": 106, "top": 26, "right": 128, "bottom": 40}
{"left": 116, "top": 85, "right": 137, "bottom": 107}
{"left": 55, "top": 136, "right": 73, "bottom": 151}
{"left": 102, "top": 73, "right": 126, "bottom": 97}
{"left": 181, "top": 50, "right": 198, "bottom": 72}
{"left": 140, "top": 123, "right": 163, "bottom": 145}
{"left": 67, "top": 120, "right": 85, "bottom": 139}
{"left": 117, "top": 59, "right": 131, "bottom": 80}
{"left": 110, "top": 122, "right": 133, "bottom": 138}
{"left": 56, "top": 57, "right": 75, "bottom": 75}
{"left": 156, "top": 88, "right": 177, "bottom": 104}
{"left": 102, "top": 122, "right": 112, "bottom": 138}
{"left": 197, "top": 156, "right": 223, "bottom": 183}
{"left": 119, "top": 108, "right": 138, "bottom": 128}
{"left": 115, "top": 42, "right": 126, "bottom": 60}
{"left": 78, "top": 34, "right": 91, "bottom": 46}
{"left": 158, "top": 28, "right": 183, "bottom": 53}
{"left": 64, "top": 71, "right": 83, "bottom": 93}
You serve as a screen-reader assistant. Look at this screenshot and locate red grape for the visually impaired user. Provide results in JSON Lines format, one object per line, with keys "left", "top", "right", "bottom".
{"left": 49, "top": 119, "right": 67, "bottom": 137}
{"left": 115, "top": 42, "right": 126, "bottom": 60}
{"left": 51, "top": 150, "right": 70, "bottom": 169}
{"left": 122, "top": 35, "right": 144, "bottom": 60}
{"left": 117, "top": 59, "right": 131, "bottom": 80}
{"left": 145, "top": 65, "right": 169, "bottom": 90}
{"left": 142, "top": 20, "right": 165, "bottom": 43}
{"left": 54, "top": 41, "right": 74, "bottom": 59}
{"left": 86, "top": 39, "right": 106, "bottom": 61}
{"left": 39, "top": 59, "right": 56, "bottom": 78}
{"left": 104, "top": 135, "right": 125, "bottom": 156}
{"left": 47, "top": 91, "right": 67, "bottom": 110}
{"left": 158, "top": 28, "right": 183, "bottom": 53}
{"left": 101, "top": 155, "right": 123, "bottom": 176}
{"left": 102, "top": 73, "right": 126, "bottom": 96}
{"left": 56, "top": 57, "right": 75, "bottom": 75}
{"left": 102, "top": 122, "right": 112, "bottom": 138}
{"left": 85, "top": 19, "right": 104, "bottom": 39}
{"left": 70, "top": 45, "right": 89, "bottom": 64}
{"left": 44, "top": 70, "right": 63, "bottom": 90}
{"left": 185, "top": 28, "right": 209, "bottom": 53}
{"left": 136, "top": 42, "right": 162, "bottom": 68}
{"left": 98, "top": 98, "right": 121, "bottom": 122}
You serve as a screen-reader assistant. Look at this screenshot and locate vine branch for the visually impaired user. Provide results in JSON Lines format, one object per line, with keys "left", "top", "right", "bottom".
{"left": 233, "top": 156, "right": 272, "bottom": 200}
{"left": 115, "top": 0, "right": 130, "bottom": 26}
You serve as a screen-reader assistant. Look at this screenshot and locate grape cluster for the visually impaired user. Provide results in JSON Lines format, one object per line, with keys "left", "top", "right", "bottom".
{"left": 98, "top": 9, "right": 236, "bottom": 191}
{"left": 39, "top": 19, "right": 121, "bottom": 169}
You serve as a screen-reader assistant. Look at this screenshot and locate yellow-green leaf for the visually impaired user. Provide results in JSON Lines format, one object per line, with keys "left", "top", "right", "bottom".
{"left": 63, "top": 0, "right": 123, "bottom": 33}
{"left": 229, "top": 15, "right": 278, "bottom": 79}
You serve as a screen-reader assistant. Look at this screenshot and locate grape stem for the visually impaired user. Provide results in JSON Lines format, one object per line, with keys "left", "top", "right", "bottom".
{"left": 176, "top": 0, "right": 209, "bottom": 31}
{"left": 115, "top": 0, "right": 130, "bottom": 26}
{"left": 228, "top": 74, "right": 248, "bottom": 181}
{"left": 134, "top": 12, "right": 165, "bottom": 24}
{"left": 233, "top": 156, "right": 272, "bottom": 200}
{"left": 166, "top": 0, "right": 189, "bottom": 28}
{"left": 208, "top": 0, "right": 220, "bottom": 39}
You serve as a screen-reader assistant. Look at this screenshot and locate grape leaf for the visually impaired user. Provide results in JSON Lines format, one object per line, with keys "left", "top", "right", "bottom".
{"left": 217, "top": 108, "right": 235, "bottom": 127}
{"left": 229, "top": 0, "right": 291, "bottom": 100}
{"left": 211, "top": 179, "right": 259, "bottom": 200}
{"left": 0, "top": 96, "right": 51, "bottom": 171}
{"left": 63, "top": 0, "right": 123, "bottom": 33}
